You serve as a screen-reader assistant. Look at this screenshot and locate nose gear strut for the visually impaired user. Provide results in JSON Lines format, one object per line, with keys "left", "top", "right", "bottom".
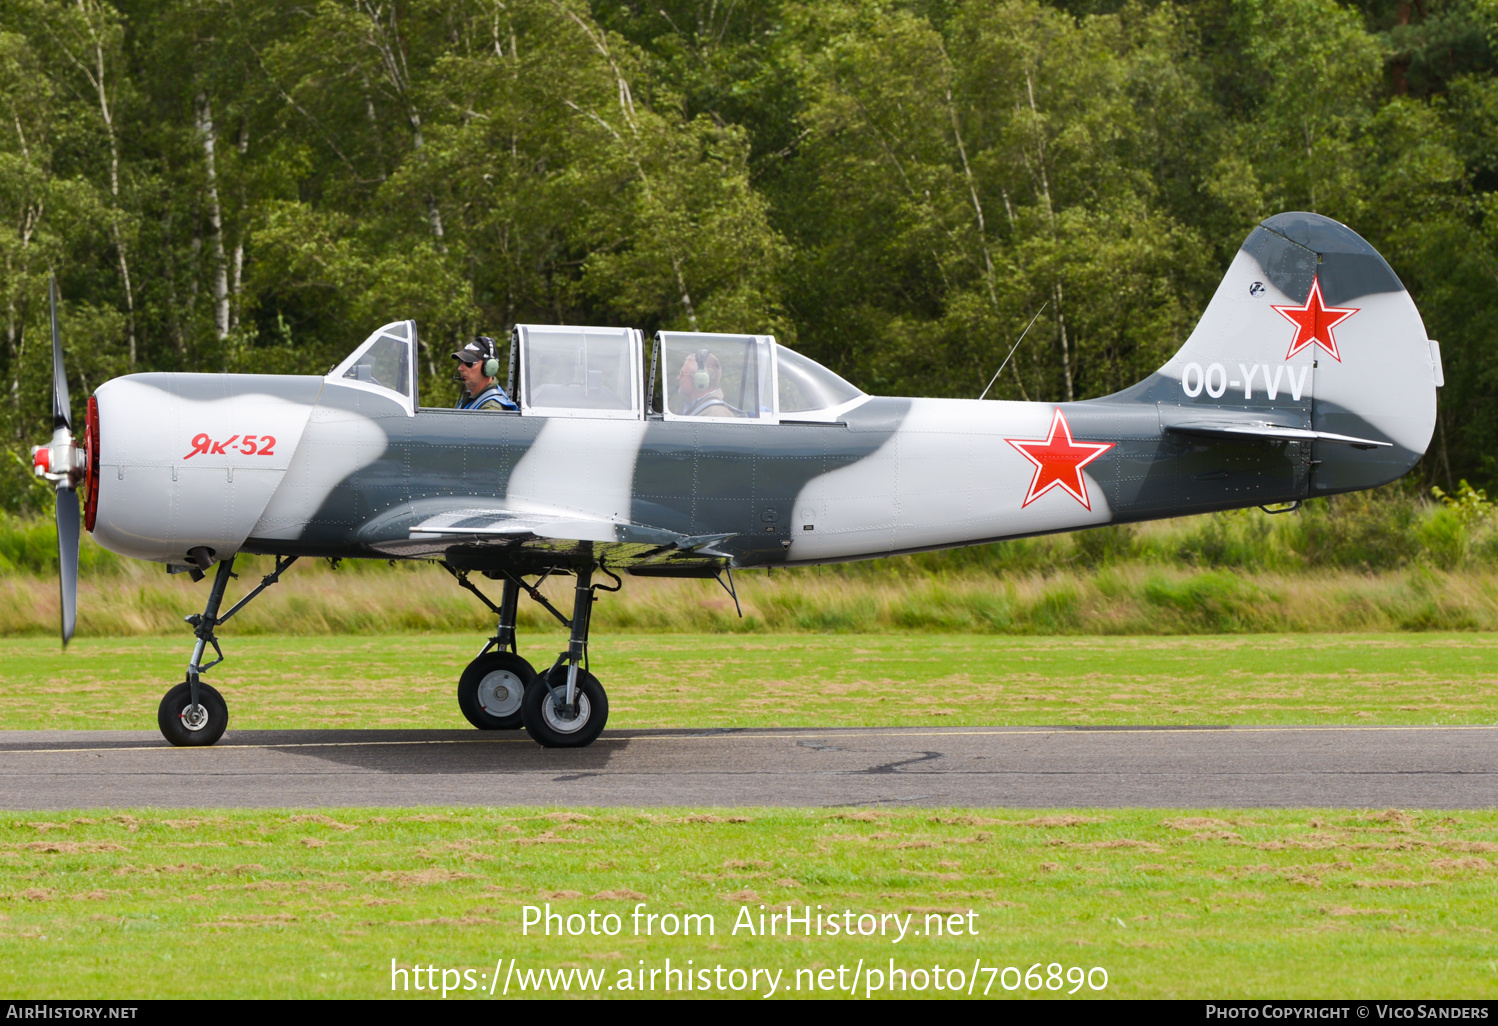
{"left": 157, "top": 554, "right": 298, "bottom": 747}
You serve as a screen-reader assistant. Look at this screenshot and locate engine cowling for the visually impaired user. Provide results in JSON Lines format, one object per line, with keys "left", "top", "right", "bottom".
{"left": 89, "top": 373, "right": 321, "bottom": 563}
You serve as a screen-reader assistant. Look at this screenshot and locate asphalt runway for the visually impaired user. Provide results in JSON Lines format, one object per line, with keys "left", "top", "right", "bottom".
{"left": 0, "top": 724, "right": 1495, "bottom": 809}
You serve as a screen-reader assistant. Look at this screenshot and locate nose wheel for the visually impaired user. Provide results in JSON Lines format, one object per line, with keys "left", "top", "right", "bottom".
{"left": 457, "top": 652, "right": 535, "bottom": 730}
{"left": 158, "top": 680, "right": 228, "bottom": 747}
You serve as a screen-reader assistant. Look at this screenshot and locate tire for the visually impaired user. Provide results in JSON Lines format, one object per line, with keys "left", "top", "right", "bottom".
{"left": 458, "top": 652, "right": 535, "bottom": 730}
{"left": 521, "top": 665, "right": 609, "bottom": 748}
{"left": 157, "top": 680, "right": 229, "bottom": 747}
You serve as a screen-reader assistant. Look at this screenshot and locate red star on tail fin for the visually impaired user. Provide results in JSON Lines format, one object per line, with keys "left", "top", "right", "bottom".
{"left": 1271, "top": 276, "right": 1358, "bottom": 362}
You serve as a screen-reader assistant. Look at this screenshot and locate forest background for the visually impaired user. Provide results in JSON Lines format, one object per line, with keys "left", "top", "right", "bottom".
{"left": 1, "top": 0, "right": 1496, "bottom": 528}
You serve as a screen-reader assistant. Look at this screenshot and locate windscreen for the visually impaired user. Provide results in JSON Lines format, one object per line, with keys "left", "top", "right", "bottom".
{"left": 342, "top": 333, "right": 411, "bottom": 397}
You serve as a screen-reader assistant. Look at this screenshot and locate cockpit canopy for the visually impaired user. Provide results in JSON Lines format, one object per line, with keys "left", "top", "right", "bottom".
{"left": 514, "top": 324, "right": 644, "bottom": 420}
{"left": 649, "top": 330, "right": 864, "bottom": 422}
{"left": 775, "top": 344, "right": 865, "bottom": 415}
{"left": 655, "top": 331, "right": 774, "bottom": 420}
{"left": 327, "top": 320, "right": 866, "bottom": 422}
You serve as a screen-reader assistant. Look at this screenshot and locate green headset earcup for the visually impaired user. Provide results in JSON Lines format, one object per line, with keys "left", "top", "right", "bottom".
{"left": 483, "top": 357, "right": 500, "bottom": 378}
{"left": 692, "top": 349, "right": 712, "bottom": 392}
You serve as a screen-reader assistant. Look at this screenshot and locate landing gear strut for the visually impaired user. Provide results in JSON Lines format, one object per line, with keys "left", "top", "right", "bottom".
{"left": 157, "top": 554, "right": 297, "bottom": 747}
{"left": 524, "top": 556, "right": 611, "bottom": 748}
{"left": 456, "top": 575, "right": 534, "bottom": 730}
{"left": 445, "top": 547, "right": 618, "bottom": 748}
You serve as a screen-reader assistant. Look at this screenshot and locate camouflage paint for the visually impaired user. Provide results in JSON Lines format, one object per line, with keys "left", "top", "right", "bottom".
{"left": 83, "top": 212, "right": 1436, "bottom": 572}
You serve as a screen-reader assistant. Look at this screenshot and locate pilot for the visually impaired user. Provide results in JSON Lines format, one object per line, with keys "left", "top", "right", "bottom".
{"left": 676, "top": 349, "right": 736, "bottom": 417}
{"left": 452, "top": 337, "right": 517, "bottom": 411}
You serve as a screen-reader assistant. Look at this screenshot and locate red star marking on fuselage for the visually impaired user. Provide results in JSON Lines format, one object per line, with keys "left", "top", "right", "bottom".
{"left": 1006, "top": 408, "right": 1115, "bottom": 510}
{"left": 1271, "top": 275, "right": 1358, "bottom": 362}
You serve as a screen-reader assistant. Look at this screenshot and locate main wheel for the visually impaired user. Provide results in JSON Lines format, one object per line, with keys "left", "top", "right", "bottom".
{"left": 458, "top": 652, "right": 535, "bottom": 730}
{"left": 157, "top": 680, "right": 229, "bottom": 747}
{"left": 521, "top": 666, "right": 609, "bottom": 748}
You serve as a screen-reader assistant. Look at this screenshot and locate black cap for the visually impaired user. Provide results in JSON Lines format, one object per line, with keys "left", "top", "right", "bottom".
{"left": 452, "top": 336, "right": 497, "bottom": 363}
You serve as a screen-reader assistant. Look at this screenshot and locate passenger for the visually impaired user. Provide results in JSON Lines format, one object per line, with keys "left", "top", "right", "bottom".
{"left": 452, "top": 337, "right": 517, "bottom": 411}
{"left": 677, "top": 349, "right": 737, "bottom": 417}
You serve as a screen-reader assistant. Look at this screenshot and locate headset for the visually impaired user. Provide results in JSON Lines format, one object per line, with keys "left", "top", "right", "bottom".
{"left": 693, "top": 348, "right": 712, "bottom": 391}
{"left": 476, "top": 336, "right": 502, "bottom": 379}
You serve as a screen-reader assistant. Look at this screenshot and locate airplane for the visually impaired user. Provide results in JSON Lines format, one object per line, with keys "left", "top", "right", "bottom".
{"left": 30, "top": 211, "right": 1441, "bottom": 749}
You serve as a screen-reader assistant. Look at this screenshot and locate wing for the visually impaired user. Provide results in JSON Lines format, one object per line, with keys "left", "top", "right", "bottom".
{"left": 359, "top": 500, "right": 735, "bottom": 571}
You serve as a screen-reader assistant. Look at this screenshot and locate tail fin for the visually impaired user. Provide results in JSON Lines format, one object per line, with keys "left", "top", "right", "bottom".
{"left": 1129, "top": 212, "right": 1438, "bottom": 494}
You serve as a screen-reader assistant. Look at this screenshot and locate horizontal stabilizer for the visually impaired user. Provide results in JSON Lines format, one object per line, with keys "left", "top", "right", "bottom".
{"left": 1165, "top": 420, "right": 1391, "bottom": 450}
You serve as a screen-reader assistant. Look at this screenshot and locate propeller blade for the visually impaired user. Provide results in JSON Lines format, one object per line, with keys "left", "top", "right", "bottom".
{"left": 50, "top": 275, "right": 70, "bottom": 432}
{"left": 57, "top": 489, "right": 79, "bottom": 646}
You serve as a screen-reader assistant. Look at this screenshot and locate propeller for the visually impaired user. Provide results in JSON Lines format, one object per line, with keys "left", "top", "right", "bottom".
{"left": 31, "top": 275, "right": 80, "bottom": 646}
{"left": 57, "top": 490, "right": 79, "bottom": 644}
{"left": 51, "top": 275, "right": 70, "bottom": 434}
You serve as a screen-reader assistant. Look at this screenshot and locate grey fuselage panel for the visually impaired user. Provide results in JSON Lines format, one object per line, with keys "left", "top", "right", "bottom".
{"left": 240, "top": 387, "right": 1326, "bottom": 570}
{"left": 244, "top": 390, "right": 907, "bottom": 569}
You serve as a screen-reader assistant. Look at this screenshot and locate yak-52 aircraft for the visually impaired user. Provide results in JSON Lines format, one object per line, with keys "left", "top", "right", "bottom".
{"left": 31, "top": 211, "right": 1441, "bottom": 748}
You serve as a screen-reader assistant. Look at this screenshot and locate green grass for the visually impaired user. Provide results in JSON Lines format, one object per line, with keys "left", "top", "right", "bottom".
{"left": 0, "top": 632, "right": 1494, "bottom": 732}
{"left": 0, "top": 807, "right": 1494, "bottom": 998}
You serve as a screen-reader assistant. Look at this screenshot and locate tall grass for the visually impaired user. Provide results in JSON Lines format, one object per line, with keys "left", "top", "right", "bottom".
{"left": 5, "top": 483, "right": 1498, "bottom": 637}
{"left": 6, "top": 557, "right": 1498, "bottom": 637}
